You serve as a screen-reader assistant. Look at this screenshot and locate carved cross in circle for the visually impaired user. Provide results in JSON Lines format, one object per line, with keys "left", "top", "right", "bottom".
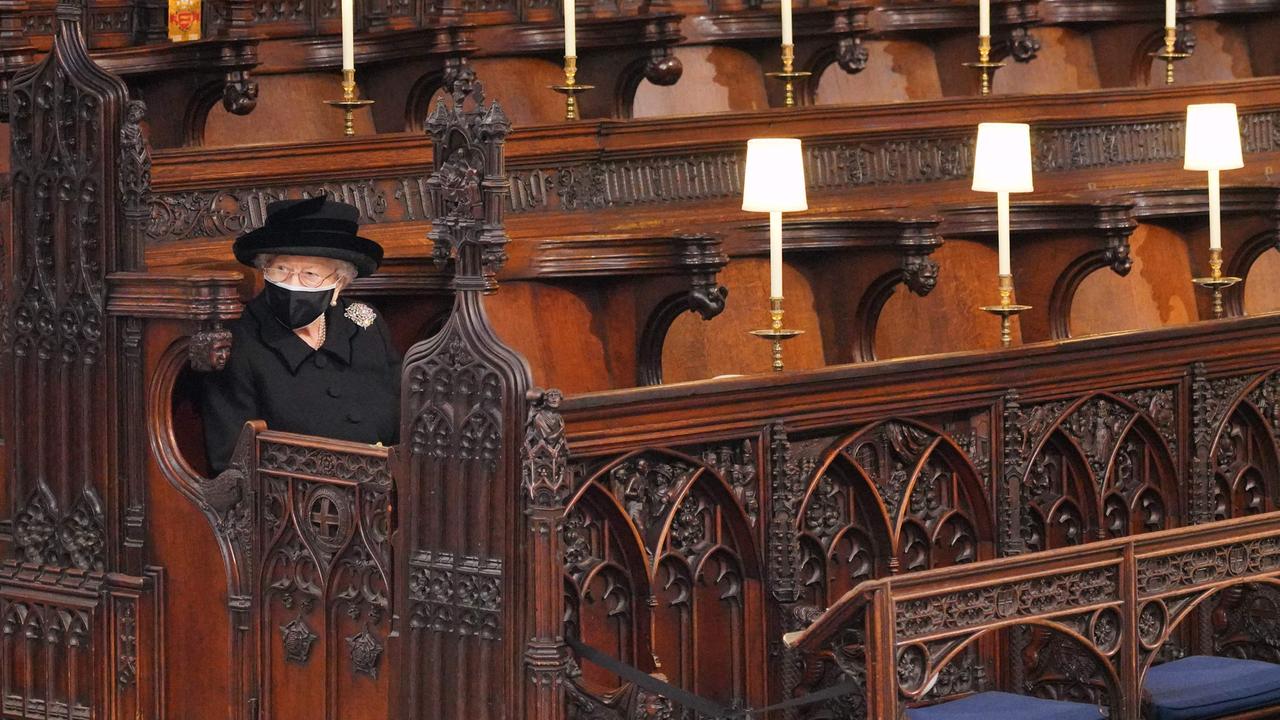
{"left": 309, "top": 495, "right": 343, "bottom": 543}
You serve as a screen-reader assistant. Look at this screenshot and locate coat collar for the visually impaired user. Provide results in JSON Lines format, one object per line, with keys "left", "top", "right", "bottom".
{"left": 247, "top": 294, "right": 357, "bottom": 374}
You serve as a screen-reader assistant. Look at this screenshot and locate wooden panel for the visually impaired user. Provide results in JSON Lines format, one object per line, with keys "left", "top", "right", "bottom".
{"left": 994, "top": 27, "right": 1101, "bottom": 94}
{"left": 662, "top": 259, "right": 826, "bottom": 381}
{"left": 1244, "top": 248, "right": 1280, "bottom": 315}
{"left": 632, "top": 46, "right": 768, "bottom": 118}
{"left": 813, "top": 39, "right": 942, "bottom": 104}
{"left": 203, "top": 73, "right": 376, "bottom": 147}
{"left": 875, "top": 239, "right": 1005, "bottom": 357}
{"left": 1070, "top": 225, "right": 1197, "bottom": 336}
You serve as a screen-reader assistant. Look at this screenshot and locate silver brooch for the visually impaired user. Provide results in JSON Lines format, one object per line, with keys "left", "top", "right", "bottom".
{"left": 344, "top": 302, "right": 376, "bottom": 329}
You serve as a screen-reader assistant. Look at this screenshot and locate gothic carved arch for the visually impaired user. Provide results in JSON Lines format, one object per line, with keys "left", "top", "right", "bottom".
{"left": 901, "top": 620, "right": 1123, "bottom": 711}
{"left": 1209, "top": 400, "right": 1279, "bottom": 519}
{"left": 1100, "top": 418, "right": 1179, "bottom": 537}
{"left": 1023, "top": 430, "right": 1097, "bottom": 551}
{"left": 562, "top": 481, "right": 656, "bottom": 694}
{"left": 801, "top": 418, "right": 993, "bottom": 579}
{"left": 566, "top": 447, "right": 763, "bottom": 708}
{"left": 1019, "top": 392, "right": 1179, "bottom": 548}
{"left": 1048, "top": 247, "right": 1131, "bottom": 339}
{"left": 1139, "top": 578, "right": 1280, "bottom": 681}
{"left": 851, "top": 270, "right": 908, "bottom": 362}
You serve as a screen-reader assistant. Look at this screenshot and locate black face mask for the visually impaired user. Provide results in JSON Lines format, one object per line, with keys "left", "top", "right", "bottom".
{"left": 263, "top": 280, "right": 335, "bottom": 330}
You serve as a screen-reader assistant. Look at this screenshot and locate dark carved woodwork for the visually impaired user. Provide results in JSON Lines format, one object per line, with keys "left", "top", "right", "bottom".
{"left": 393, "top": 67, "right": 536, "bottom": 720}
{"left": 139, "top": 78, "right": 1280, "bottom": 261}
{"left": 1, "top": 15, "right": 160, "bottom": 720}
{"left": 938, "top": 198, "right": 1137, "bottom": 341}
{"left": 789, "top": 512, "right": 1280, "bottom": 720}
{"left": 551, "top": 309, "right": 1280, "bottom": 719}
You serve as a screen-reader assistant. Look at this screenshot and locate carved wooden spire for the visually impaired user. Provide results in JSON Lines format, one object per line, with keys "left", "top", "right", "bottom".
{"left": 395, "top": 63, "right": 540, "bottom": 720}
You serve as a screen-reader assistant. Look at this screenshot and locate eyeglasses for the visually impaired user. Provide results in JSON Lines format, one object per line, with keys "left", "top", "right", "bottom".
{"left": 263, "top": 264, "right": 338, "bottom": 289}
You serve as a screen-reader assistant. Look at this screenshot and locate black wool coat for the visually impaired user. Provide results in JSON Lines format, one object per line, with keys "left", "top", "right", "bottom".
{"left": 203, "top": 293, "right": 401, "bottom": 474}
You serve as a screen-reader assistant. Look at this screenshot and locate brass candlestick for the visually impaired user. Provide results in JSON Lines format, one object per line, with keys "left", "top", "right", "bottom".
{"left": 325, "top": 69, "right": 375, "bottom": 137}
{"left": 765, "top": 44, "right": 812, "bottom": 109}
{"left": 1192, "top": 247, "right": 1241, "bottom": 319}
{"left": 1151, "top": 26, "right": 1190, "bottom": 85}
{"left": 550, "top": 55, "right": 594, "bottom": 121}
{"left": 749, "top": 297, "right": 804, "bottom": 372}
{"left": 980, "top": 274, "right": 1031, "bottom": 348}
{"left": 963, "top": 35, "right": 1004, "bottom": 96}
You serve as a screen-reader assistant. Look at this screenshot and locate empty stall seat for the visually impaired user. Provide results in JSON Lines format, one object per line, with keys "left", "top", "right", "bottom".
{"left": 1144, "top": 656, "right": 1280, "bottom": 720}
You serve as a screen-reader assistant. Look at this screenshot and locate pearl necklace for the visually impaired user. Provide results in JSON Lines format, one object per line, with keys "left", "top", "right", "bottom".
{"left": 315, "top": 316, "right": 327, "bottom": 348}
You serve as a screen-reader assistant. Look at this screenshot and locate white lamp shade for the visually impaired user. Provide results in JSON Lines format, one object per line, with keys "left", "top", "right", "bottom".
{"left": 1184, "top": 103, "right": 1243, "bottom": 171}
{"left": 742, "top": 138, "right": 809, "bottom": 212}
{"left": 972, "top": 122, "right": 1034, "bottom": 193}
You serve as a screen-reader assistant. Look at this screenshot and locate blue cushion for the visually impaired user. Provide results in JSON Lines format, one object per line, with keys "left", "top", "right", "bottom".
{"left": 905, "top": 692, "right": 1105, "bottom": 720}
{"left": 1144, "top": 655, "right": 1280, "bottom": 720}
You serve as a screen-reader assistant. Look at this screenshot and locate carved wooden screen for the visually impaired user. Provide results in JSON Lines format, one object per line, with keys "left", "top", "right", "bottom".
{"left": 796, "top": 419, "right": 993, "bottom": 607}
{"left": 1192, "top": 368, "right": 1280, "bottom": 666}
{"left": 562, "top": 447, "right": 766, "bottom": 716}
{"left": 256, "top": 437, "right": 393, "bottom": 720}
{"left": 0, "top": 1, "right": 153, "bottom": 717}
{"left": 1011, "top": 392, "right": 1181, "bottom": 552}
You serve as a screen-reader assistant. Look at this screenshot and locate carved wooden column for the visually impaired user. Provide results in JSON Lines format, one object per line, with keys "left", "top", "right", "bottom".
{"left": 521, "top": 389, "right": 572, "bottom": 720}
{"left": 394, "top": 66, "right": 538, "bottom": 720}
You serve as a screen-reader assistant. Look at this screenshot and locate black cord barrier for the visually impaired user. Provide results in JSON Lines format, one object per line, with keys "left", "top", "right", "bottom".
{"left": 566, "top": 636, "right": 863, "bottom": 718}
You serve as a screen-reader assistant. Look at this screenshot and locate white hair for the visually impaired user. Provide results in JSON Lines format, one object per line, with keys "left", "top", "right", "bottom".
{"left": 254, "top": 254, "right": 358, "bottom": 282}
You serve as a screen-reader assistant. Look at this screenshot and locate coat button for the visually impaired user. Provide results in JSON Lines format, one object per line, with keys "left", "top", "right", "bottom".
{"left": 327, "top": 386, "right": 342, "bottom": 399}
{"left": 314, "top": 354, "right": 328, "bottom": 369}
{"left": 346, "top": 411, "right": 362, "bottom": 424}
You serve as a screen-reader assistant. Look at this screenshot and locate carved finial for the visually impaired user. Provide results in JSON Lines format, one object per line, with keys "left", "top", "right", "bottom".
{"left": 424, "top": 61, "right": 510, "bottom": 283}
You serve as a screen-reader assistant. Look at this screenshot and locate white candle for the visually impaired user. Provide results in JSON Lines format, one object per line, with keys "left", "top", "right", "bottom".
{"left": 1165, "top": 0, "right": 1176, "bottom": 29}
{"left": 997, "top": 191, "right": 1011, "bottom": 275}
{"left": 564, "top": 0, "right": 576, "bottom": 57}
{"left": 770, "top": 211, "right": 783, "bottom": 298}
{"left": 341, "top": 0, "right": 354, "bottom": 72}
{"left": 979, "top": 0, "right": 990, "bottom": 37}
{"left": 1208, "top": 169, "right": 1222, "bottom": 251}
{"left": 781, "top": 0, "right": 793, "bottom": 46}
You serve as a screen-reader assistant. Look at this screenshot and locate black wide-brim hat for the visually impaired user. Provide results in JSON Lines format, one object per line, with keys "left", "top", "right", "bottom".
{"left": 233, "top": 197, "right": 383, "bottom": 277}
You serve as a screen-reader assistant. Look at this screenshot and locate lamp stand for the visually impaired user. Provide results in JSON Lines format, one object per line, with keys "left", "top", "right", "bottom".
{"left": 1192, "top": 247, "right": 1240, "bottom": 319}
{"left": 325, "top": 69, "right": 375, "bottom": 137}
{"left": 1151, "top": 26, "right": 1190, "bottom": 85}
{"left": 550, "top": 55, "right": 595, "bottom": 121}
{"left": 963, "top": 35, "right": 1004, "bottom": 96}
{"left": 765, "top": 44, "right": 812, "bottom": 108}
{"left": 750, "top": 297, "right": 803, "bottom": 372}
{"left": 980, "top": 274, "right": 1031, "bottom": 348}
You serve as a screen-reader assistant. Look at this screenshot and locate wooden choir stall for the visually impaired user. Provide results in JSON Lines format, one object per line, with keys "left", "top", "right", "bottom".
{"left": 8, "top": 0, "right": 1280, "bottom": 718}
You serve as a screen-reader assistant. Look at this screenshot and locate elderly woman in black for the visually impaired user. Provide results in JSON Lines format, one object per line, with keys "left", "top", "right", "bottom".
{"left": 203, "top": 197, "right": 401, "bottom": 474}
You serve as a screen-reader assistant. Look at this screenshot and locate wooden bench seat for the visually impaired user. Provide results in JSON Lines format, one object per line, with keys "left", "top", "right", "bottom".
{"left": 1144, "top": 656, "right": 1280, "bottom": 720}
